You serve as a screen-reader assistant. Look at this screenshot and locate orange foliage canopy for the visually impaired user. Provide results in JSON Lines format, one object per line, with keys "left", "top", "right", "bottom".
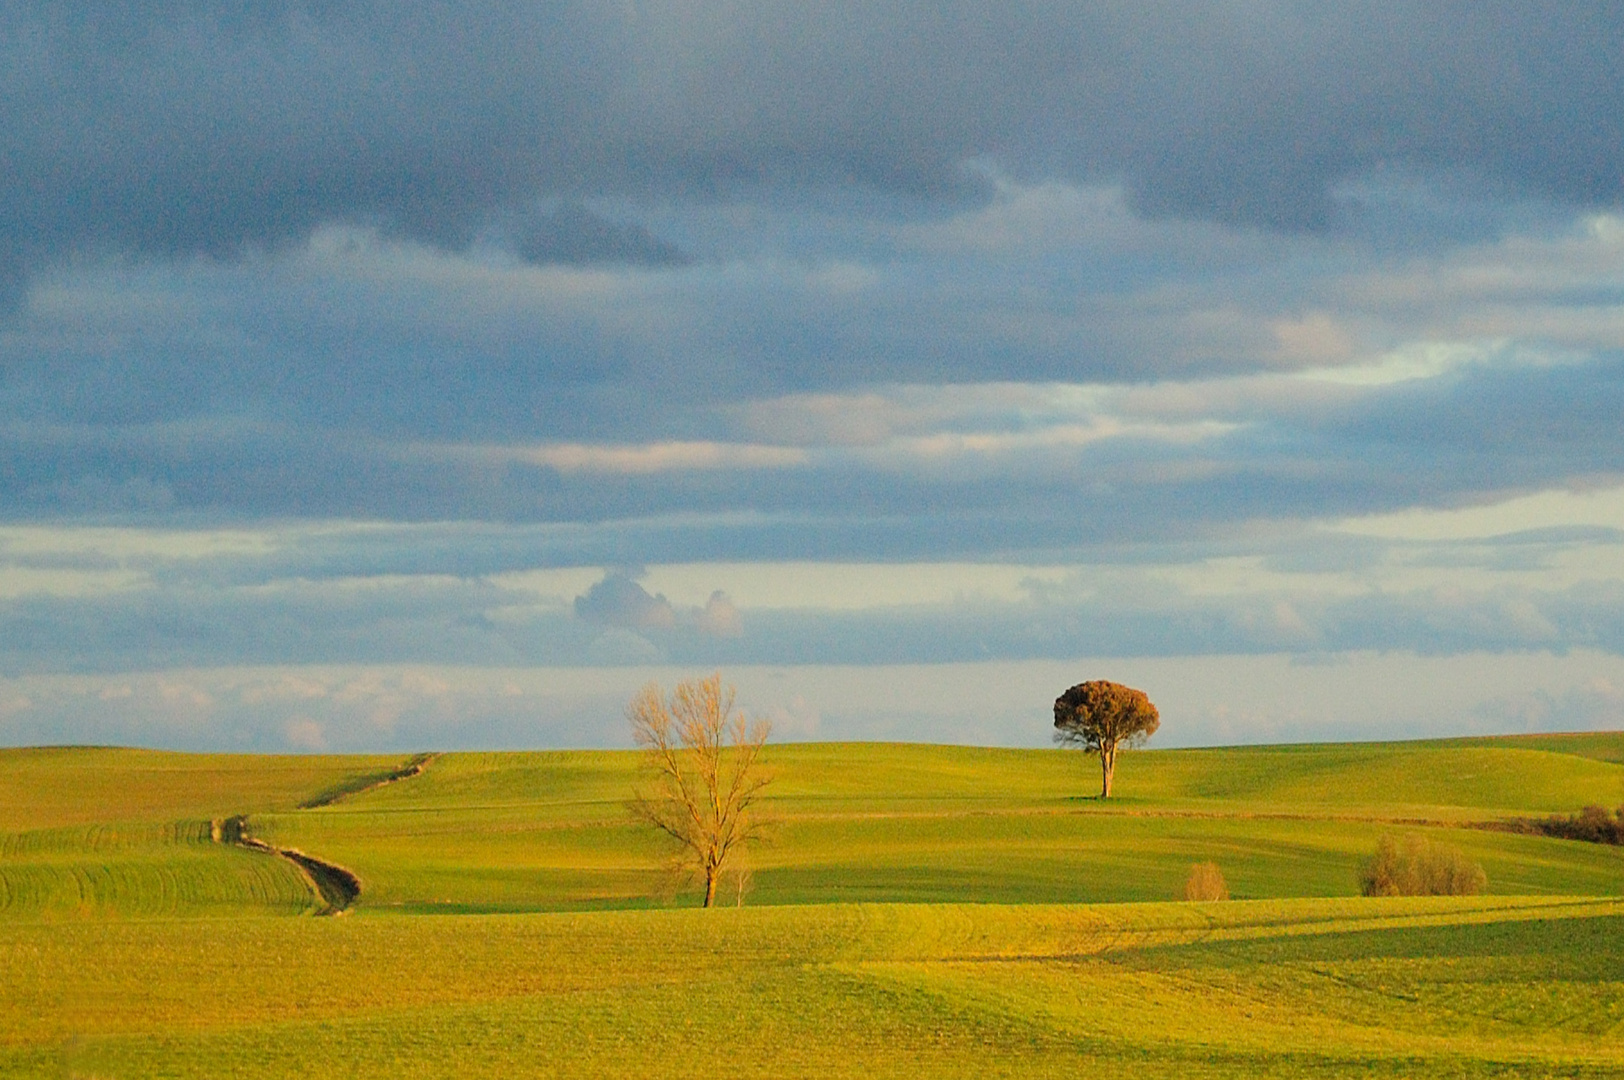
{"left": 1053, "top": 680, "right": 1160, "bottom": 798}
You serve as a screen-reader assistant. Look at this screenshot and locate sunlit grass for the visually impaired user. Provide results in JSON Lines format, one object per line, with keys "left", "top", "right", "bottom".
{"left": 0, "top": 746, "right": 399, "bottom": 830}
{"left": 249, "top": 738, "right": 1624, "bottom": 912}
{"left": 2, "top": 897, "right": 1621, "bottom": 1078}
{"left": 1, "top": 735, "right": 1622, "bottom": 1077}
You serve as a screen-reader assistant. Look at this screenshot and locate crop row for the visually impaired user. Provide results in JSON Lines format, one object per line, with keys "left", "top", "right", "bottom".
{"left": 0, "top": 829, "right": 314, "bottom": 918}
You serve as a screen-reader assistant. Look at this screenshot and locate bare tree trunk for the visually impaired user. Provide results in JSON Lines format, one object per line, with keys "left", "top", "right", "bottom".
{"left": 1100, "top": 743, "right": 1115, "bottom": 798}
{"left": 628, "top": 675, "right": 773, "bottom": 909}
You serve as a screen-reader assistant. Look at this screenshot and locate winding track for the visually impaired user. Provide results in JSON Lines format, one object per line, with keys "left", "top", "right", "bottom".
{"left": 213, "top": 751, "right": 438, "bottom": 915}
{"left": 297, "top": 752, "right": 441, "bottom": 809}
{"left": 214, "top": 815, "right": 359, "bottom": 915}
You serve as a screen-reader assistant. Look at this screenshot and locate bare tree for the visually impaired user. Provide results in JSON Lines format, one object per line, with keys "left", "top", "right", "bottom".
{"left": 628, "top": 674, "right": 771, "bottom": 908}
{"left": 1053, "top": 680, "right": 1160, "bottom": 798}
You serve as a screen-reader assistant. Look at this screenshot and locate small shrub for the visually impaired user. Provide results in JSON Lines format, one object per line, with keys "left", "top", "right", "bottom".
{"left": 1359, "top": 835, "right": 1486, "bottom": 897}
{"left": 1183, "top": 861, "right": 1229, "bottom": 901}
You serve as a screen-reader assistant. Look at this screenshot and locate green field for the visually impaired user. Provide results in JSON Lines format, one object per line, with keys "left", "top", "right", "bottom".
{"left": 2, "top": 735, "right": 1622, "bottom": 1077}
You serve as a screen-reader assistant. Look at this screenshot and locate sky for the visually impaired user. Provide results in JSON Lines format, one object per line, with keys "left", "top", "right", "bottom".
{"left": 3, "top": 1, "right": 1624, "bottom": 752}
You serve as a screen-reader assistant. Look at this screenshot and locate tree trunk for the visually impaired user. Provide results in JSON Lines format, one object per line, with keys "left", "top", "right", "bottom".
{"left": 1100, "top": 743, "right": 1115, "bottom": 799}
{"left": 702, "top": 867, "right": 717, "bottom": 908}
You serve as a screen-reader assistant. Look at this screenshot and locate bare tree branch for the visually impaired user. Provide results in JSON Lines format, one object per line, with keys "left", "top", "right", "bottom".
{"left": 627, "top": 673, "right": 772, "bottom": 907}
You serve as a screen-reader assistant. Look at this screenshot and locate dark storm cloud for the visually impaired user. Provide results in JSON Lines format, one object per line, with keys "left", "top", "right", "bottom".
{"left": 4, "top": 0, "right": 1624, "bottom": 287}
{"left": 1, "top": 1, "right": 622, "bottom": 269}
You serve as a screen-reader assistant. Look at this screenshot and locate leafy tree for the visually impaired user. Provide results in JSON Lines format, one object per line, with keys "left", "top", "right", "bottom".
{"left": 627, "top": 674, "right": 771, "bottom": 907}
{"left": 1053, "top": 680, "right": 1160, "bottom": 798}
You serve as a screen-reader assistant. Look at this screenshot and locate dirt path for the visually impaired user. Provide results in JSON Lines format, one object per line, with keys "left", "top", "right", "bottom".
{"left": 298, "top": 751, "right": 441, "bottom": 809}
{"left": 206, "top": 753, "right": 437, "bottom": 914}
{"left": 276, "top": 846, "right": 362, "bottom": 914}
{"left": 213, "top": 815, "right": 361, "bottom": 915}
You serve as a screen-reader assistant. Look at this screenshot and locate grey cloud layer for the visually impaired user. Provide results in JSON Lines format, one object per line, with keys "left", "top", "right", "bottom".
{"left": 4, "top": 522, "right": 1624, "bottom": 675}
{"left": 5, "top": 2, "right": 1624, "bottom": 749}
{"left": 5, "top": 0, "right": 1624, "bottom": 289}
{"left": 5, "top": 346, "right": 1622, "bottom": 548}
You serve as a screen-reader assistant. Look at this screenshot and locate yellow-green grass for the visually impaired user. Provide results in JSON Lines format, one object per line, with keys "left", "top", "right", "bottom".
{"left": 1119, "top": 740, "right": 1624, "bottom": 814}
{"left": 254, "top": 796, "right": 1624, "bottom": 913}
{"left": 248, "top": 739, "right": 1624, "bottom": 912}
{"left": 3, "top": 737, "right": 1623, "bottom": 1076}
{"left": 6, "top": 738, "right": 1624, "bottom": 918}
{"left": 0, "top": 821, "right": 316, "bottom": 919}
{"left": 297, "top": 738, "right": 1624, "bottom": 818}
{"left": 0, "top": 746, "right": 400, "bottom": 830}
{"left": 1451, "top": 730, "right": 1624, "bottom": 765}
{"left": 3, "top": 896, "right": 1621, "bottom": 1078}
{"left": 0, "top": 747, "right": 399, "bottom": 918}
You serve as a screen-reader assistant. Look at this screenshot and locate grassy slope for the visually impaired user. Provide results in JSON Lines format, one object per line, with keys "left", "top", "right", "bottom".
{"left": 0, "top": 821, "right": 317, "bottom": 919}
{"left": 1453, "top": 730, "right": 1624, "bottom": 764}
{"left": 4, "top": 738, "right": 1621, "bottom": 915}
{"left": 0, "top": 746, "right": 402, "bottom": 829}
{"left": 3, "top": 896, "right": 1621, "bottom": 1079}
{"left": 0, "top": 747, "right": 400, "bottom": 918}
{"left": 251, "top": 738, "right": 1624, "bottom": 912}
